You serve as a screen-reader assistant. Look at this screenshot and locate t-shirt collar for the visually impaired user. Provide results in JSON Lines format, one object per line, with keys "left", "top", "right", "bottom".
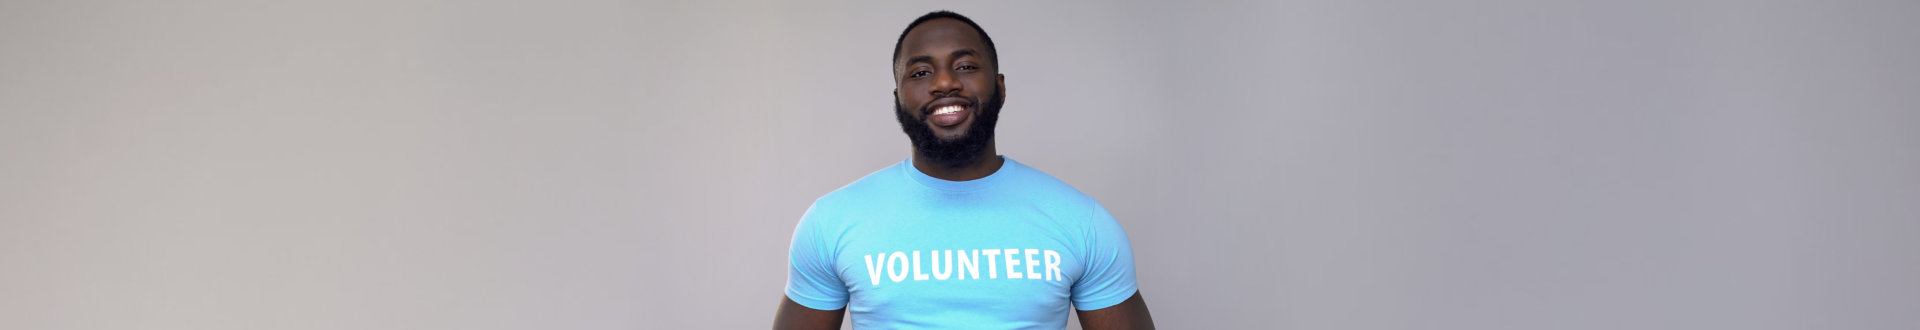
{"left": 903, "top": 155, "right": 1011, "bottom": 192}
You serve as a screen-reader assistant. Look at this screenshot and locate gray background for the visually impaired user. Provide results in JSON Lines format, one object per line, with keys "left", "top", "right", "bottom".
{"left": 3, "top": 0, "right": 1917, "bottom": 329}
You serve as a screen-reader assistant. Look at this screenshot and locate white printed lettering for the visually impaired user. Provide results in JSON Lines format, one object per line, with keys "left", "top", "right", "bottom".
{"left": 912, "top": 251, "right": 929, "bottom": 280}
{"left": 864, "top": 254, "right": 884, "bottom": 286}
{"left": 860, "top": 248, "right": 1068, "bottom": 286}
{"left": 887, "top": 252, "right": 908, "bottom": 282}
{"left": 982, "top": 249, "right": 1002, "bottom": 279}
{"left": 1044, "top": 250, "right": 1061, "bottom": 282}
{"left": 1005, "top": 248, "right": 1023, "bottom": 279}
{"left": 1023, "top": 249, "right": 1040, "bottom": 280}
{"left": 931, "top": 250, "right": 952, "bottom": 280}
{"left": 958, "top": 249, "right": 979, "bottom": 280}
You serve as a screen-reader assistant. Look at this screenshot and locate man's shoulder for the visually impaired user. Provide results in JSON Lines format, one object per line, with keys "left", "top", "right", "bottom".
{"left": 807, "top": 161, "right": 912, "bottom": 213}
{"left": 996, "top": 159, "right": 1111, "bottom": 224}
{"left": 1002, "top": 159, "right": 1097, "bottom": 204}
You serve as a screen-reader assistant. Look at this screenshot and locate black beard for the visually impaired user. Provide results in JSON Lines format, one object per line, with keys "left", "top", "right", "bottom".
{"left": 895, "top": 89, "right": 1004, "bottom": 169}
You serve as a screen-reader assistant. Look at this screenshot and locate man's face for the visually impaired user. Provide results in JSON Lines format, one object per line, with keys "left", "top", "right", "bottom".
{"left": 894, "top": 18, "right": 1005, "bottom": 167}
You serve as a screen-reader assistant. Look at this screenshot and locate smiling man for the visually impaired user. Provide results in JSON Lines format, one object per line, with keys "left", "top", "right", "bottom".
{"left": 772, "top": 11, "right": 1155, "bottom": 330}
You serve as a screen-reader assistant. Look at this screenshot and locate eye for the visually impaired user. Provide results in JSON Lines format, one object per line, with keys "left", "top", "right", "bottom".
{"left": 957, "top": 64, "right": 978, "bottom": 71}
{"left": 909, "top": 70, "right": 930, "bottom": 78}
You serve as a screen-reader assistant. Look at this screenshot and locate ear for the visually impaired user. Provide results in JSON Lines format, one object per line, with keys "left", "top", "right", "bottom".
{"left": 996, "top": 73, "right": 1007, "bottom": 99}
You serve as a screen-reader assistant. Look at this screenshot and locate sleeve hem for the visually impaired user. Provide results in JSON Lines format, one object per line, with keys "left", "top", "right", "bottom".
{"left": 784, "top": 291, "right": 848, "bottom": 311}
{"left": 1071, "top": 287, "right": 1138, "bottom": 311}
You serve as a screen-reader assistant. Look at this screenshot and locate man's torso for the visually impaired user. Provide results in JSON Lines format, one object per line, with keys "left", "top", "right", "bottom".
{"left": 786, "top": 158, "right": 1135, "bottom": 329}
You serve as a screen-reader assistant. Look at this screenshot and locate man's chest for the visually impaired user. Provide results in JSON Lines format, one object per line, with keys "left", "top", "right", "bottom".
{"left": 828, "top": 215, "right": 1086, "bottom": 310}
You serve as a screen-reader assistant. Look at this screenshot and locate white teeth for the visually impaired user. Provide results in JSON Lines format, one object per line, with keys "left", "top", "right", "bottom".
{"left": 934, "top": 106, "right": 962, "bottom": 115}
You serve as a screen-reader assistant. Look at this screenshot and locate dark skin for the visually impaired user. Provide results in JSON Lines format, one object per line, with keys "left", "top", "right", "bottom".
{"left": 773, "top": 18, "right": 1154, "bottom": 329}
{"left": 893, "top": 18, "right": 1006, "bottom": 181}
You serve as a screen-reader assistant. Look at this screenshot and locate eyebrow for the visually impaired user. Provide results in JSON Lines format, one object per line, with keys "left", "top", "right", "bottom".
{"left": 902, "top": 48, "right": 982, "bottom": 67}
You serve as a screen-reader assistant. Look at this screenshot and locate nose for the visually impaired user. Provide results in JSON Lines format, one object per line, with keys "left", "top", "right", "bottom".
{"left": 929, "top": 69, "right": 961, "bottom": 97}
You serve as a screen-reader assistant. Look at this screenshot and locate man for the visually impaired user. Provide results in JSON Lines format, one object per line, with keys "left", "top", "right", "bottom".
{"left": 773, "top": 11, "right": 1155, "bottom": 330}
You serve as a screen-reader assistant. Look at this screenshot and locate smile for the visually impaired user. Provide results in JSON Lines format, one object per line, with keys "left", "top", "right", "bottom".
{"left": 928, "top": 104, "right": 970, "bottom": 127}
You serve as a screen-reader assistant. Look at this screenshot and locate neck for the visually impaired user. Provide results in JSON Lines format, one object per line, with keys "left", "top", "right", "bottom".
{"left": 911, "top": 142, "right": 1003, "bottom": 181}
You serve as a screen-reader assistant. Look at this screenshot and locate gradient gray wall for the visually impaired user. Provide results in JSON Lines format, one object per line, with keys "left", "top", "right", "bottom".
{"left": 3, "top": 1, "right": 1916, "bottom": 329}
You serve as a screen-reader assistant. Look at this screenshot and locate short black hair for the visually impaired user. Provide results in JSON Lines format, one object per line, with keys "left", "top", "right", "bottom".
{"left": 892, "top": 11, "right": 997, "bottom": 70}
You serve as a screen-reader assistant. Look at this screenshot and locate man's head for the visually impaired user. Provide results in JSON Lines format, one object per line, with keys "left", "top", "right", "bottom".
{"left": 892, "top": 11, "right": 1006, "bottom": 169}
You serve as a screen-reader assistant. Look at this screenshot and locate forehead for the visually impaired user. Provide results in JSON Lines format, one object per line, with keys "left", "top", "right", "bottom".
{"left": 896, "top": 18, "right": 986, "bottom": 65}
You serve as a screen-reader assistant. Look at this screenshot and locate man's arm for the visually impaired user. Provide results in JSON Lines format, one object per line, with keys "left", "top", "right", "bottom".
{"left": 1075, "top": 291, "right": 1155, "bottom": 330}
{"left": 772, "top": 296, "right": 844, "bottom": 330}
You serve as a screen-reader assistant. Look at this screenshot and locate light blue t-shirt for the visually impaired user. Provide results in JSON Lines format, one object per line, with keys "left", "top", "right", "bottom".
{"left": 785, "top": 157, "right": 1139, "bottom": 329}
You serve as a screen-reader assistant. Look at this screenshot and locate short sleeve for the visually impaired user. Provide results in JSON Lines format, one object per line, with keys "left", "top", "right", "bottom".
{"left": 1071, "top": 201, "right": 1139, "bottom": 310}
{"left": 784, "top": 205, "right": 848, "bottom": 310}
